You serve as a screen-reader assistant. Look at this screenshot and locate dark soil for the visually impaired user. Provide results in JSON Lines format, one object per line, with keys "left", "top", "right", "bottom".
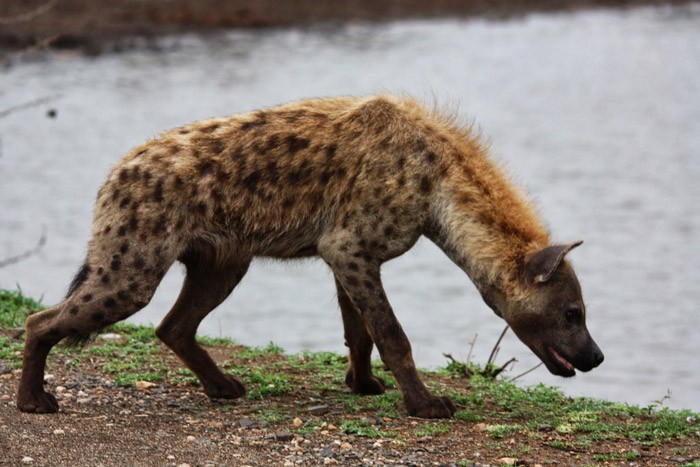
{"left": 0, "top": 0, "right": 695, "bottom": 53}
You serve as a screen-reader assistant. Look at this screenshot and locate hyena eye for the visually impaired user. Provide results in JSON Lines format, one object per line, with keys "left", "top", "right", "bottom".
{"left": 565, "top": 308, "right": 583, "bottom": 324}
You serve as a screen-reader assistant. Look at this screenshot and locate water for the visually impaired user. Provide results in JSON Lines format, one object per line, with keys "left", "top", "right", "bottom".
{"left": 1, "top": 5, "right": 699, "bottom": 410}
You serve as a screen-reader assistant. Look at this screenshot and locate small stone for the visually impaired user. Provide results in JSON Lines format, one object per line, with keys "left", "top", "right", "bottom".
{"left": 0, "top": 395, "right": 10, "bottom": 401}
{"left": 166, "top": 455, "right": 175, "bottom": 460}
{"left": 320, "top": 447, "right": 334, "bottom": 458}
{"left": 53, "top": 429, "right": 65, "bottom": 435}
{"left": 44, "top": 374, "right": 54, "bottom": 382}
{"left": 275, "top": 430, "right": 294, "bottom": 441}
{"left": 323, "top": 458, "right": 336, "bottom": 465}
{"left": 55, "top": 386, "right": 66, "bottom": 393}
{"left": 186, "top": 435, "right": 196, "bottom": 442}
{"left": 372, "top": 441, "right": 382, "bottom": 449}
{"left": 21, "top": 457, "right": 34, "bottom": 464}
{"left": 340, "top": 442, "right": 352, "bottom": 450}
{"left": 283, "top": 461, "right": 294, "bottom": 467}
{"left": 135, "top": 381, "right": 156, "bottom": 390}
{"left": 99, "top": 333, "right": 122, "bottom": 340}
{"left": 209, "top": 421, "right": 223, "bottom": 429}
{"left": 76, "top": 398, "right": 91, "bottom": 404}
{"left": 0, "top": 365, "right": 11, "bottom": 375}
{"left": 237, "top": 418, "right": 255, "bottom": 429}
{"left": 77, "top": 390, "right": 88, "bottom": 397}
{"left": 327, "top": 423, "right": 338, "bottom": 431}
{"left": 498, "top": 458, "right": 517, "bottom": 465}
{"left": 538, "top": 423, "right": 554, "bottom": 432}
{"left": 308, "top": 404, "right": 330, "bottom": 415}
{"left": 293, "top": 417, "right": 303, "bottom": 428}
{"left": 473, "top": 423, "right": 487, "bottom": 432}
{"left": 177, "top": 464, "right": 191, "bottom": 467}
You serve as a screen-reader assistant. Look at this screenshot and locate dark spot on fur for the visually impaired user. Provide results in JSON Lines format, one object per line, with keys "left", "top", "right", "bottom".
{"left": 118, "top": 168, "right": 129, "bottom": 183}
{"left": 397, "top": 156, "right": 406, "bottom": 169}
{"left": 420, "top": 176, "right": 432, "bottom": 194}
{"left": 110, "top": 258, "right": 121, "bottom": 271}
{"left": 143, "top": 171, "right": 152, "bottom": 184}
{"left": 69, "top": 306, "right": 79, "bottom": 315}
{"left": 198, "top": 161, "right": 214, "bottom": 177}
{"left": 242, "top": 170, "right": 261, "bottom": 192}
{"left": 425, "top": 151, "right": 437, "bottom": 164}
{"left": 240, "top": 116, "right": 267, "bottom": 131}
{"left": 154, "top": 179, "right": 164, "bottom": 202}
{"left": 195, "top": 202, "right": 207, "bottom": 215}
{"left": 104, "top": 297, "right": 117, "bottom": 308}
{"left": 153, "top": 214, "right": 167, "bottom": 234}
{"left": 91, "top": 311, "right": 105, "bottom": 322}
{"left": 81, "top": 293, "right": 93, "bottom": 302}
{"left": 348, "top": 262, "right": 359, "bottom": 272}
{"left": 134, "top": 258, "right": 145, "bottom": 270}
{"left": 101, "top": 275, "right": 110, "bottom": 284}
{"left": 103, "top": 225, "right": 112, "bottom": 235}
{"left": 119, "top": 196, "right": 131, "bottom": 209}
{"left": 337, "top": 167, "right": 347, "bottom": 179}
{"left": 117, "top": 225, "right": 127, "bottom": 237}
{"left": 325, "top": 144, "right": 337, "bottom": 160}
{"left": 415, "top": 139, "right": 426, "bottom": 152}
{"left": 286, "top": 135, "right": 310, "bottom": 154}
{"left": 97, "top": 267, "right": 104, "bottom": 275}
{"left": 346, "top": 275, "right": 359, "bottom": 287}
{"left": 265, "top": 134, "right": 280, "bottom": 151}
{"left": 119, "top": 242, "right": 129, "bottom": 254}
{"left": 128, "top": 282, "right": 138, "bottom": 292}
{"left": 111, "top": 188, "right": 121, "bottom": 202}
{"left": 117, "top": 290, "right": 128, "bottom": 301}
{"left": 282, "top": 197, "right": 294, "bottom": 210}
{"left": 383, "top": 225, "right": 395, "bottom": 236}
{"left": 320, "top": 171, "right": 332, "bottom": 184}
{"left": 363, "top": 280, "right": 375, "bottom": 291}
{"left": 200, "top": 122, "right": 220, "bottom": 133}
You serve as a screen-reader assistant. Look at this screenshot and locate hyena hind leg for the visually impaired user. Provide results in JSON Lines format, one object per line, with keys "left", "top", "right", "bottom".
{"left": 17, "top": 263, "right": 169, "bottom": 413}
{"left": 335, "top": 277, "right": 386, "bottom": 395}
{"left": 156, "top": 252, "right": 251, "bottom": 400}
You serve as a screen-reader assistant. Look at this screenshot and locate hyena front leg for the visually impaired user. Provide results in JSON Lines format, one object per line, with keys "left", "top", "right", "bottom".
{"left": 324, "top": 254, "right": 455, "bottom": 418}
{"left": 335, "top": 277, "right": 386, "bottom": 395}
{"left": 156, "top": 251, "right": 251, "bottom": 399}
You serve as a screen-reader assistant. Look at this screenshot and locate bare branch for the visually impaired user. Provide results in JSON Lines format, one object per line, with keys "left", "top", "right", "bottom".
{"left": 0, "top": 94, "right": 61, "bottom": 119}
{"left": 509, "top": 362, "right": 544, "bottom": 382}
{"left": 0, "top": 226, "right": 47, "bottom": 268}
{"left": 487, "top": 325, "right": 509, "bottom": 366}
{"left": 0, "top": 0, "right": 58, "bottom": 25}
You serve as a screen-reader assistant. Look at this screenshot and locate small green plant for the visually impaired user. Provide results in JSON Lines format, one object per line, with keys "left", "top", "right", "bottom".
{"left": 340, "top": 419, "right": 390, "bottom": 438}
{"left": 414, "top": 423, "right": 450, "bottom": 436}
{"left": 243, "top": 369, "right": 293, "bottom": 399}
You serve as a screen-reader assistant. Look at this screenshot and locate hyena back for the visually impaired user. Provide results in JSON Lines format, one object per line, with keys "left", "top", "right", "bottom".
{"left": 18, "top": 95, "right": 603, "bottom": 417}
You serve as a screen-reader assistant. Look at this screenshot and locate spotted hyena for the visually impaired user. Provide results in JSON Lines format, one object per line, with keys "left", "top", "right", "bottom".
{"left": 17, "top": 95, "right": 603, "bottom": 418}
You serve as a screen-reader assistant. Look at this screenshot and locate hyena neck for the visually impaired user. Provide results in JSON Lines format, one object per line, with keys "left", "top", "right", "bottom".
{"left": 427, "top": 137, "right": 551, "bottom": 302}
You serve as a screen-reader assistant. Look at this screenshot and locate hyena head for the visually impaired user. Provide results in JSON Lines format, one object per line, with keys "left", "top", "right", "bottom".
{"left": 492, "top": 241, "right": 604, "bottom": 377}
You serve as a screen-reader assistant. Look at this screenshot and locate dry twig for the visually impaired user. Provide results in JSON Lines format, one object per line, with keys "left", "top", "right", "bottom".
{"left": 0, "top": 226, "right": 47, "bottom": 268}
{"left": 0, "top": 0, "right": 58, "bottom": 25}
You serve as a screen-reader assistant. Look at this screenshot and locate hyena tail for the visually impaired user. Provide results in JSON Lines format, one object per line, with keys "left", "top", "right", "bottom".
{"left": 65, "top": 259, "right": 90, "bottom": 299}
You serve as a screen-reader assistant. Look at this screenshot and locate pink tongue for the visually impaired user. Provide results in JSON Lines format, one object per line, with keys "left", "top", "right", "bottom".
{"left": 550, "top": 347, "right": 574, "bottom": 371}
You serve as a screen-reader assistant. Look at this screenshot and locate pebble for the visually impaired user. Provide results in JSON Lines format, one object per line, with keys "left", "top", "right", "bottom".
{"left": 53, "top": 429, "right": 65, "bottom": 435}
{"left": 498, "top": 457, "right": 517, "bottom": 465}
{"left": 21, "top": 457, "right": 34, "bottom": 464}
{"left": 55, "top": 386, "right": 66, "bottom": 393}
{"left": 166, "top": 455, "right": 175, "bottom": 460}
{"left": 186, "top": 435, "right": 196, "bottom": 442}
{"left": 340, "top": 442, "right": 352, "bottom": 450}
{"left": 275, "top": 430, "right": 294, "bottom": 441}
{"left": 135, "top": 381, "right": 156, "bottom": 390}
{"left": 99, "top": 333, "right": 122, "bottom": 340}
{"left": 293, "top": 417, "right": 303, "bottom": 428}
{"left": 238, "top": 418, "right": 255, "bottom": 428}
{"left": 308, "top": 404, "right": 330, "bottom": 415}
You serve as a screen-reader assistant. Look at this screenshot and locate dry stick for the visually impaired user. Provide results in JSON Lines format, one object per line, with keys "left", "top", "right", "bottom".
{"left": 0, "top": 227, "right": 47, "bottom": 268}
{"left": 487, "top": 325, "right": 509, "bottom": 366}
{"left": 465, "top": 333, "right": 477, "bottom": 367}
{"left": 0, "top": 0, "right": 58, "bottom": 25}
{"left": 510, "top": 362, "right": 544, "bottom": 382}
{"left": 0, "top": 94, "right": 61, "bottom": 119}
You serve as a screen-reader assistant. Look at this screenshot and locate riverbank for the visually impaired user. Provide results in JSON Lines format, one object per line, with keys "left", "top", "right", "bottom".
{"left": 0, "top": 0, "right": 696, "bottom": 53}
{"left": 1, "top": 288, "right": 698, "bottom": 465}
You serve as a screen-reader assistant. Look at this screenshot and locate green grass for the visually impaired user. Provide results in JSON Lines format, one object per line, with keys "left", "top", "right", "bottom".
{"left": 1, "top": 287, "right": 699, "bottom": 453}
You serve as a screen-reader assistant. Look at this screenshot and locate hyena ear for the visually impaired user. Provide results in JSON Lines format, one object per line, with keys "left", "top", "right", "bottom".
{"left": 525, "top": 240, "right": 583, "bottom": 284}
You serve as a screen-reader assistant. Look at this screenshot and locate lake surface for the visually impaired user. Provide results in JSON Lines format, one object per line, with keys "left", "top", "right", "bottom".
{"left": 1, "top": 5, "right": 699, "bottom": 410}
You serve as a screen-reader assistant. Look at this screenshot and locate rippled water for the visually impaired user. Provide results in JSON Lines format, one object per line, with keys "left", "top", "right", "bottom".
{"left": 1, "top": 5, "right": 699, "bottom": 410}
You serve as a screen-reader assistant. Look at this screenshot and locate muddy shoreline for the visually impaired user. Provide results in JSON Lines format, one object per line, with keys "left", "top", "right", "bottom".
{"left": 0, "top": 0, "right": 695, "bottom": 53}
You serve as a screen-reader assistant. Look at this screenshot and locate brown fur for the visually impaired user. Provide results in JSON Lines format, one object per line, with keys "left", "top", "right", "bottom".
{"left": 17, "top": 95, "right": 602, "bottom": 418}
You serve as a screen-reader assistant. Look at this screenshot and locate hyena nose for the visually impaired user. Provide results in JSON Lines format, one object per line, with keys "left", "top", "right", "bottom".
{"left": 593, "top": 350, "right": 604, "bottom": 367}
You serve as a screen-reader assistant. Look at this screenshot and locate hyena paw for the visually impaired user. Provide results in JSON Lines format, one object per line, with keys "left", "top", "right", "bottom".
{"left": 345, "top": 370, "right": 386, "bottom": 395}
{"left": 406, "top": 395, "right": 456, "bottom": 419}
{"left": 203, "top": 375, "right": 246, "bottom": 399}
{"left": 17, "top": 389, "right": 59, "bottom": 413}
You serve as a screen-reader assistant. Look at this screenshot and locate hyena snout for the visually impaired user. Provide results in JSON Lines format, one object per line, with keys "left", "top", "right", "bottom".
{"left": 573, "top": 337, "right": 604, "bottom": 372}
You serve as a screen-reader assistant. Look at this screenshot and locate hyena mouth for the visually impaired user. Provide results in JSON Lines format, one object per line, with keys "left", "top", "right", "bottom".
{"left": 547, "top": 346, "right": 575, "bottom": 376}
